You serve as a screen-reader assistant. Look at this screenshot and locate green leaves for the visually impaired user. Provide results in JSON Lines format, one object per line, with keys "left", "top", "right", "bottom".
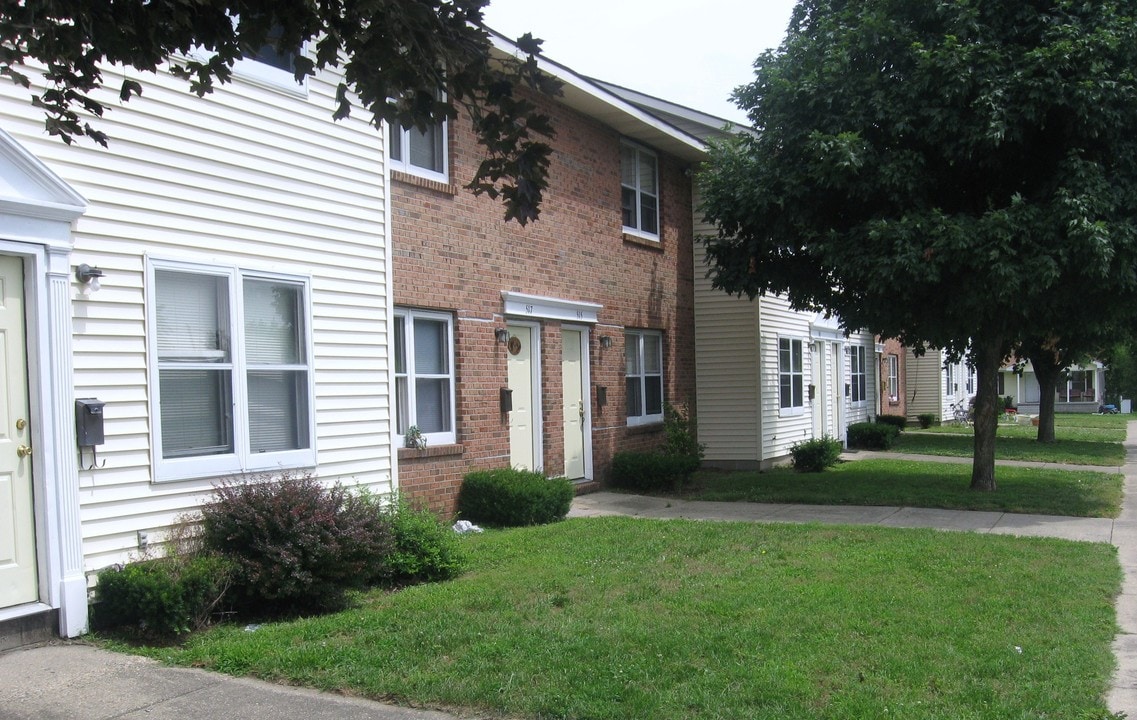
{"left": 0, "top": 0, "right": 561, "bottom": 224}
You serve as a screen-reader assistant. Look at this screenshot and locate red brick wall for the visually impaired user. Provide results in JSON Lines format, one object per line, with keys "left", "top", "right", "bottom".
{"left": 879, "top": 338, "right": 907, "bottom": 421}
{"left": 392, "top": 93, "right": 696, "bottom": 514}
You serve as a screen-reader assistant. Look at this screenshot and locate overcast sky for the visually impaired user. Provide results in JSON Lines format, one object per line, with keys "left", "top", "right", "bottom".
{"left": 482, "top": 0, "right": 799, "bottom": 125}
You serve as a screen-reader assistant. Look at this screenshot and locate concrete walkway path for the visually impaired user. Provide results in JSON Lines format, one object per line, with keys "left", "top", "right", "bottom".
{"left": 3, "top": 424, "right": 1135, "bottom": 718}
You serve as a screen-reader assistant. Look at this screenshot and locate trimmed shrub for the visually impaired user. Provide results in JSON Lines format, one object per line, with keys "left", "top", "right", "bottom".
{"left": 200, "top": 472, "right": 394, "bottom": 612}
{"left": 609, "top": 451, "right": 700, "bottom": 492}
{"left": 381, "top": 496, "right": 466, "bottom": 584}
{"left": 875, "top": 414, "right": 907, "bottom": 431}
{"left": 789, "top": 436, "right": 843, "bottom": 472}
{"left": 917, "top": 413, "right": 937, "bottom": 429}
{"left": 846, "top": 421, "right": 900, "bottom": 450}
{"left": 458, "top": 468, "right": 574, "bottom": 527}
{"left": 93, "top": 554, "right": 231, "bottom": 639}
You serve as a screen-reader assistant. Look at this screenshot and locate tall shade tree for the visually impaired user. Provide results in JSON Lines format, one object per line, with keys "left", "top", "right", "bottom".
{"left": 0, "top": 0, "right": 560, "bottom": 224}
{"left": 700, "top": 0, "right": 1137, "bottom": 491}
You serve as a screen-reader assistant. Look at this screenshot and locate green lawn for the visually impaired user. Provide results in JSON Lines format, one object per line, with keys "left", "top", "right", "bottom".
{"left": 120, "top": 518, "right": 1121, "bottom": 720}
{"left": 892, "top": 432, "right": 1125, "bottom": 466}
{"left": 683, "top": 459, "right": 1123, "bottom": 517}
{"left": 920, "top": 412, "right": 1128, "bottom": 443}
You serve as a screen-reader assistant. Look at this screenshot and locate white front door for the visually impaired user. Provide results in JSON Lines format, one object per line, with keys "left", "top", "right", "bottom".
{"left": 811, "top": 341, "right": 825, "bottom": 439}
{"left": 561, "top": 329, "right": 586, "bottom": 480}
{"left": 0, "top": 255, "right": 36, "bottom": 607}
{"left": 507, "top": 324, "right": 539, "bottom": 470}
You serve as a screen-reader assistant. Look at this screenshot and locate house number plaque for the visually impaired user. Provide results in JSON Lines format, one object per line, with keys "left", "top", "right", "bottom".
{"left": 507, "top": 336, "right": 522, "bottom": 355}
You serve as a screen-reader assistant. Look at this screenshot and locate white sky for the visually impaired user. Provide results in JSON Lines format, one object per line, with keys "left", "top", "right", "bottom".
{"left": 482, "top": 0, "right": 799, "bottom": 125}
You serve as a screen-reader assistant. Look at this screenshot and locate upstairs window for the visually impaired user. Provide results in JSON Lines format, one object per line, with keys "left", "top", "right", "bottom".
{"left": 390, "top": 118, "right": 448, "bottom": 182}
{"left": 626, "top": 330, "right": 664, "bottom": 425}
{"left": 621, "top": 141, "right": 659, "bottom": 238}
{"left": 231, "top": 22, "right": 307, "bottom": 94}
{"left": 779, "top": 338, "right": 804, "bottom": 415}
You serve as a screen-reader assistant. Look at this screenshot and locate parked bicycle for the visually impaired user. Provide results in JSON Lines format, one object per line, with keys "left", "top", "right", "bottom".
{"left": 949, "top": 401, "right": 972, "bottom": 427}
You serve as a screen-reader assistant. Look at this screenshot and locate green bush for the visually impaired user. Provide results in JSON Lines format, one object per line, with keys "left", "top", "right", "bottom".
{"left": 609, "top": 451, "right": 701, "bottom": 492}
{"left": 382, "top": 496, "right": 466, "bottom": 584}
{"left": 875, "top": 414, "right": 907, "bottom": 431}
{"left": 458, "top": 468, "right": 574, "bottom": 527}
{"left": 200, "top": 472, "right": 394, "bottom": 612}
{"left": 789, "top": 436, "right": 843, "bottom": 472}
{"left": 917, "top": 413, "right": 937, "bottom": 429}
{"left": 662, "top": 403, "right": 706, "bottom": 463}
{"left": 93, "top": 554, "right": 231, "bottom": 639}
{"left": 846, "top": 421, "right": 900, "bottom": 450}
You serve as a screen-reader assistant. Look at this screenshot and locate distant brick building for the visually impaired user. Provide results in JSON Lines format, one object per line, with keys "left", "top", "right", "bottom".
{"left": 391, "top": 38, "right": 704, "bottom": 512}
{"left": 880, "top": 338, "right": 907, "bottom": 420}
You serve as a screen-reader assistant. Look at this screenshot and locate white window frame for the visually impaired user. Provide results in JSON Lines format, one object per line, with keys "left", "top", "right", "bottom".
{"left": 778, "top": 337, "right": 805, "bottom": 417}
{"left": 393, "top": 308, "right": 457, "bottom": 446}
{"left": 184, "top": 20, "right": 309, "bottom": 96}
{"left": 620, "top": 140, "right": 660, "bottom": 240}
{"left": 945, "top": 365, "right": 954, "bottom": 395}
{"left": 146, "top": 258, "right": 317, "bottom": 482}
{"left": 389, "top": 116, "right": 449, "bottom": 183}
{"left": 887, "top": 354, "right": 899, "bottom": 402}
{"left": 625, "top": 329, "right": 664, "bottom": 426}
{"left": 850, "top": 345, "right": 868, "bottom": 405}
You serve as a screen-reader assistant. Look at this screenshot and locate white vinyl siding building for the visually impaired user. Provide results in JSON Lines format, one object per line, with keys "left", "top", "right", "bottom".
{"left": 0, "top": 54, "right": 394, "bottom": 634}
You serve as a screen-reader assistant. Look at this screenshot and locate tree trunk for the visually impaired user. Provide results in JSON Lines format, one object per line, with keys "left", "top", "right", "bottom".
{"left": 1028, "top": 348, "right": 1062, "bottom": 444}
{"left": 970, "top": 339, "right": 1004, "bottom": 492}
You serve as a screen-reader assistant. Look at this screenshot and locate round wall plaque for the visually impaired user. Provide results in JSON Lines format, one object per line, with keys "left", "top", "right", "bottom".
{"left": 507, "top": 336, "right": 522, "bottom": 355}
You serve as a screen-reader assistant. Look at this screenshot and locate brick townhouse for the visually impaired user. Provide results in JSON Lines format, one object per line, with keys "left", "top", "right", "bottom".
{"left": 391, "top": 36, "right": 706, "bottom": 512}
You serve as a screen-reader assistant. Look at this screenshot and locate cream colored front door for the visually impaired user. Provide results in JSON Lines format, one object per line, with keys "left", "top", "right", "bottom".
{"left": 0, "top": 255, "right": 36, "bottom": 607}
{"left": 561, "top": 329, "right": 586, "bottom": 480}
{"left": 507, "top": 325, "right": 538, "bottom": 470}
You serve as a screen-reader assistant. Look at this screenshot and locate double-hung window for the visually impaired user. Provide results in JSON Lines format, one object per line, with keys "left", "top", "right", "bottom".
{"left": 850, "top": 345, "right": 868, "bottom": 404}
{"left": 390, "top": 117, "right": 448, "bottom": 182}
{"left": 779, "top": 338, "right": 805, "bottom": 415}
{"left": 229, "top": 22, "right": 307, "bottom": 94}
{"left": 150, "top": 261, "right": 314, "bottom": 481}
{"left": 620, "top": 141, "right": 659, "bottom": 238}
{"left": 626, "top": 330, "right": 663, "bottom": 425}
{"left": 887, "top": 355, "right": 899, "bottom": 402}
{"left": 394, "top": 309, "right": 456, "bottom": 445}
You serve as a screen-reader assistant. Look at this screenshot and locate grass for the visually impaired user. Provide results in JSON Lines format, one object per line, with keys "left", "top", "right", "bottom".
{"left": 892, "top": 432, "right": 1125, "bottom": 466}
{"left": 114, "top": 517, "right": 1121, "bottom": 720}
{"left": 683, "top": 459, "right": 1123, "bottom": 517}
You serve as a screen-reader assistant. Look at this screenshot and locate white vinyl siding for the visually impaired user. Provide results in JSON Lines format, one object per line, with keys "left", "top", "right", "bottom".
{"left": 620, "top": 141, "right": 659, "bottom": 239}
{"left": 0, "top": 58, "right": 392, "bottom": 572}
{"left": 626, "top": 330, "right": 664, "bottom": 425}
{"left": 393, "top": 309, "right": 456, "bottom": 445}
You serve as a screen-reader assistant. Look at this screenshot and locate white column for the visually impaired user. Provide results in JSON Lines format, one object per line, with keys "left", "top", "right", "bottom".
{"left": 46, "top": 248, "right": 85, "bottom": 637}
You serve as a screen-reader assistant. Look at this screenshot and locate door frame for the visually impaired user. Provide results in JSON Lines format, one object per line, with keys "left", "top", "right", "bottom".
{"left": 561, "top": 324, "right": 593, "bottom": 481}
{"left": 506, "top": 320, "right": 543, "bottom": 472}
{"left": 0, "top": 128, "right": 88, "bottom": 637}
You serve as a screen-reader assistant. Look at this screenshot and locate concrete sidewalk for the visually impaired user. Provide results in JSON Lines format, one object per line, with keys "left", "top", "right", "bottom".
{"left": 3, "top": 425, "right": 1136, "bottom": 718}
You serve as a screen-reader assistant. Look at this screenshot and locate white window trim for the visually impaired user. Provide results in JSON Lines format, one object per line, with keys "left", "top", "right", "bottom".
{"left": 626, "top": 329, "right": 664, "bottom": 426}
{"left": 146, "top": 258, "right": 317, "bottom": 482}
{"left": 620, "top": 140, "right": 660, "bottom": 241}
{"left": 887, "top": 355, "right": 899, "bottom": 402}
{"left": 778, "top": 336, "right": 806, "bottom": 417}
{"left": 850, "top": 345, "right": 868, "bottom": 407}
{"left": 394, "top": 308, "right": 457, "bottom": 446}
{"left": 181, "top": 20, "right": 309, "bottom": 97}
{"left": 389, "top": 118, "right": 449, "bottom": 184}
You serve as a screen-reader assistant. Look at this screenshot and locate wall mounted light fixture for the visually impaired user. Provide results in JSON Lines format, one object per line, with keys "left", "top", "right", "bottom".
{"left": 599, "top": 335, "right": 613, "bottom": 349}
{"left": 75, "top": 264, "right": 104, "bottom": 296}
{"left": 495, "top": 327, "right": 510, "bottom": 344}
